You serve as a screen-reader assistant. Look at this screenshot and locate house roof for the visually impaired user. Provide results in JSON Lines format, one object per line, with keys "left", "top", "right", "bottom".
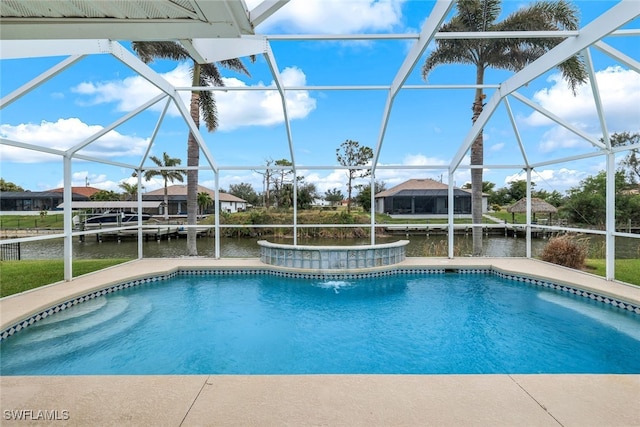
{"left": 0, "top": 190, "right": 90, "bottom": 200}
{"left": 50, "top": 186, "right": 102, "bottom": 198}
{"left": 144, "top": 185, "right": 246, "bottom": 203}
{"left": 376, "top": 179, "right": 467, "bottom": 198}
{"left": 507, "top": 197, "right": 558, "bottom": 214}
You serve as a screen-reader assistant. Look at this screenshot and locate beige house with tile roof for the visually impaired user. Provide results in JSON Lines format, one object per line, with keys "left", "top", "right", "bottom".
{"left": 374, "top": 178, "right": 487, "bottom": 216}
{"left": 143, "top": 185, "right": 248, "bottom": 216}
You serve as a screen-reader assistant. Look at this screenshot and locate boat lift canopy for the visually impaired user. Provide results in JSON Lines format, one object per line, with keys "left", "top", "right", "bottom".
{"left": 58, "top": 201, "right": 161, "bottom": 210}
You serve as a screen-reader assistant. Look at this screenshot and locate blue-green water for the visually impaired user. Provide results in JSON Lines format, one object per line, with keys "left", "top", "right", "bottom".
{"left": 1, "top": 273, "right": 639, "bottom": 375}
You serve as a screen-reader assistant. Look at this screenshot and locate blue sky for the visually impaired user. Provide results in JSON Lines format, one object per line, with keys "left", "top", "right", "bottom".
{"left": 1, "top": 0, "right": 639, "bottom": 199}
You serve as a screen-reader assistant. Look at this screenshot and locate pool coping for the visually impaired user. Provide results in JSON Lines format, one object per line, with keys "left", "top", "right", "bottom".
{"left": 1, "top": 257, "right": 639, "bottom": 426}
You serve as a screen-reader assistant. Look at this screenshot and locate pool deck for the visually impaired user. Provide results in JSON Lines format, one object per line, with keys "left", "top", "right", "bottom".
{"left": 1, "top": 257, "right": 639, "bottom": 426}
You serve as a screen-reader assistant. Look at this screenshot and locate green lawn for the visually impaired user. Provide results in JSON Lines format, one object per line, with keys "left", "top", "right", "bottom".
{"left": 584, "top": 258, "right": 640, "bottom": 286}
{"left": 375, "top": 213, "right": 499, "bottom": 224}
{"left": 0, "top": 259, "right": 131, "bottom": 297}
{"left": 0, "top": 214, "right": 67, "bottom": 229}
{"left": 488, "top": 211, "right": 528, "bottom": 224}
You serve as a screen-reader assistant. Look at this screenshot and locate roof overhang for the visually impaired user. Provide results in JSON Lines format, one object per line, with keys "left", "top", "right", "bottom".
{"left": 59, "top": 201, "right": 162, "bottom": 209}
{"left": 0, "top": 0, "right": 256, "bottom": 41}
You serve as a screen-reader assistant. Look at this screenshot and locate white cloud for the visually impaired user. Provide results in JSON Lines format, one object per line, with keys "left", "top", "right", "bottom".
{"left": 489, "top": 142, "right": 505, "bottom": 152}
{"left": 521, "top": 66, "right": 640, "bottom": 151}
{"left": 216, "top": 67, "right": 316, "bottom": 130}
{"left": 246, "top": 0, "right": 406, "bottom": 33}
{"left": 401, "top": 153, "right": 449, "bottom": 167}
{"left": 0, "top": 118, "right": 149, "bottom": 163}
{"left": 537, "top": 125, "right": 592, "bottom": 153}
{"left": 72, "top": 63, "right": 316, "bottom": 131}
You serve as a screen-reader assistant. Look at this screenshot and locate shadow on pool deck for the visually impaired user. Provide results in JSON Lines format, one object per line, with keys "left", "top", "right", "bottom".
{"left": 1, "top": 257, "right": 639, "bottom": 426}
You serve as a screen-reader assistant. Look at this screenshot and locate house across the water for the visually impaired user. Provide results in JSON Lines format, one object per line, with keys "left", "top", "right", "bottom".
{"left": 143, "top": 185, "right": 248, "bottom": 216}
{"left": 0, "top": 186, "right": 101, "bottom": 212}
{"left": 374, "top": 178, "right": 487, "bottom": 217}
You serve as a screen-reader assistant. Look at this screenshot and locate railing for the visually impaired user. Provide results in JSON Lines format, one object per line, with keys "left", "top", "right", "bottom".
{"left": 1, "top": 242, "right": 21, "bottom": 261}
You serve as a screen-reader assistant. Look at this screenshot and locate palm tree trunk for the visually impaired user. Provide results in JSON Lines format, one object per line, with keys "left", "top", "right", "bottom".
{"left": 186, "top": 63, "right": 201, "bottom": 256}
{"left": 471, "top": 66, "right": 485, "bottom": 256}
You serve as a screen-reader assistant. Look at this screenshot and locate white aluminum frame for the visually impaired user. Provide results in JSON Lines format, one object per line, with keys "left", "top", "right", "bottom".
{"left": 0, "top": 0, "right": 638, "bottom": 282}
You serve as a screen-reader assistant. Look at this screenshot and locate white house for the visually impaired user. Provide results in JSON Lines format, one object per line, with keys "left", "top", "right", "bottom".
{"left": 143, "top": 184, "right": 248, "bottom": 215}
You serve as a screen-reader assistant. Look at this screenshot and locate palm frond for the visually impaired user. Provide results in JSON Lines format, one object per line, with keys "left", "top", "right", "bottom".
{"left": 422, "top": 20, "right": 482, "bottom": 79}
{"left": 131, "top": 41, "right": 190, "bottom": 63}
{"left": 456, "top": 0, "right": 501, "bottom": 32}
{"left": 199, "top": 90, "right": 219, "bottom": 132}
{"left": 133, "top": 41, "right": 252, "bottom": 132}
{"left": 486, "top": 0, "right": 586, "bottom": 93}
{"left": 422, "top": 43, "right": 478, "bottom": 79}
{"left": 219, "top": 58, "right": 251, "bottom": 77}
{"left": 557, "top": 55, "right": 588, "bottom": 94}
{"left": 200, "top": 63, "right": 225, "bottom": 87}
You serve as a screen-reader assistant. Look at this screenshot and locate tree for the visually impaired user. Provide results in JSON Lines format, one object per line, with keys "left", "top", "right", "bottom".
{"left": 462, "top": 180, "right": 495, "bottom": 194}
{"left": 324, "top": 188, "right": 344, "bottom": 206}
{"left": 489, "top": 186, "right": 511, "bottom": 206}
{"left": 254, "top": 159, "right": 275, "bottom": 208}
{"left": 506, "top": 180, "right": 529, "bottom": 203}
{"left": 132, "top": 42, "right": 251, "bottom": 255}
{"left": 118, "top": 181, "right": 142, "bottom": 201}
{"left": 0, "top": 179, "right": 24, "bottom": 192}
{"left": 197, "top": 191, "right": 213, "bottom": 215}
{"left": 229, "top": 182, "right": 259, "bottom": 206}
{"left": 296, "top": 181, "right": 318, "bottom": 209}
{"left": 610, "top": 132, "right": 640, "bottom": 184}
{"left": 355, "top": 181, "right": 386, "bottom": 212}
{"left": 90, "top": 190, "right": 120, "bottom": 201}
{"left": 142, "top": 152, "right": 185, "bottom": 220}
{"left": 274, "top": 177, "right": 317, "bottom": 210}
{"left": 270, "top": 159, "right": 294, "bottom": 209}
{"left": 535, "top": 189, "right": 564, "bottom": 207}
{"left": 422, "top": 0, "right": 587, "bottom": 255}
{"left": 561, "top": 171, "right": 637, "bottom": 226}
{"left": 336, "top": 140, "right": 373, "bottom": 213}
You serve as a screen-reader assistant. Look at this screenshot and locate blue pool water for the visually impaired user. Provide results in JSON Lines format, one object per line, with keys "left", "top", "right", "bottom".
{"left": 1, "top": 273, "right": 639, "bottom": 375}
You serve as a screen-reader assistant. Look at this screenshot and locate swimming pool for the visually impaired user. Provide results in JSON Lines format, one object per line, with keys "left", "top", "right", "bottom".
{"left": 1, "top": 271, "right": 639, "bottom": 375}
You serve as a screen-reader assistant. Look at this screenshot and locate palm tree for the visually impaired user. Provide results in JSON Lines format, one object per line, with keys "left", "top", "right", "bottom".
{"left": 422, "top": 0, "right": 587, "bottom": 256}
{"left": 118, "top": 181, "right": 143, "bottom": 201}
{"left": 143, "top": 152, "right": 186, "bottom": 220}
{"left": 132, "top": 42, "right": 251, "bottom": 256}
{"left": 197, "top": 191, "right": 213, "bottom": 215}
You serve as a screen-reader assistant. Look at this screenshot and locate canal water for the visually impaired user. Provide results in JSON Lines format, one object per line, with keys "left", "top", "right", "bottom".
{"left": 15, "top": 234, "right": 640, "bottom": 260}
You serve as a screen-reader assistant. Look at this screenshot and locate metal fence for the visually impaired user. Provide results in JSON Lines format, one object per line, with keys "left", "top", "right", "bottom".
{"left": 1, "top": 242, "right": 21, "bottom": 261}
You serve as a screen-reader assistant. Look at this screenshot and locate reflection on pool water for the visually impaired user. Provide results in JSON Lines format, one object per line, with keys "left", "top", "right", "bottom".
{"left": 1, "top": 273, "right": 639, "bottom": 375}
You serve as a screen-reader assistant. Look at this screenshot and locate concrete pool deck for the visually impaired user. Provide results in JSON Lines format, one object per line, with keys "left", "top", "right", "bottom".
{"left": 1, "top": 257, "right": 639, "bottom": 426}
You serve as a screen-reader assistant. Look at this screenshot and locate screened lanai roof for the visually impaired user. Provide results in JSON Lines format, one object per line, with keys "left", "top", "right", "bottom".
{"left": 2, "top": 0, "right": 638, "bottom": 180}
{"left": 1, "top": 0, "right": 638, "bottom": 280}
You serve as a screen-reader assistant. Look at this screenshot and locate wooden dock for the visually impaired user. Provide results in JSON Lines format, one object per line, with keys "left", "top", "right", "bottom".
{"left": 85, "top": 225, "right": 181, "bottom": 242}
{"left": 383, "top": 223, "right": 556, "bottom": 237}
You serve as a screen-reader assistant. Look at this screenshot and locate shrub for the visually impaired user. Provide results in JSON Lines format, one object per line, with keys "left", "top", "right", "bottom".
{"left": 540, "top": 234, "right": 587, "bottom": 269}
